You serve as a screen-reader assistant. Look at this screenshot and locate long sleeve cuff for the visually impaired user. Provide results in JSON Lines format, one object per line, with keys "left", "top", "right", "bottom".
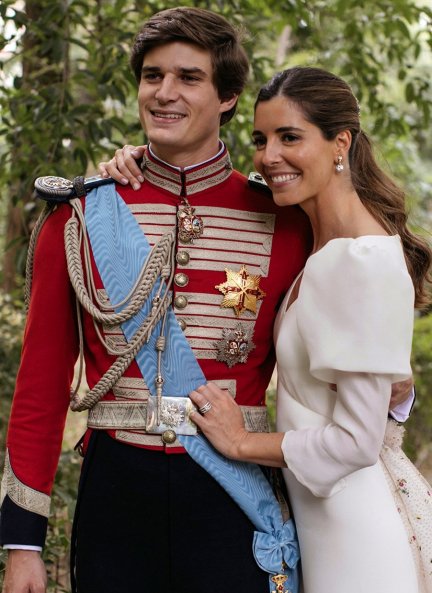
{"left": 0, "top": 495, "right": 48, "bottom": 548}
{"left": 389, "top": 386, "right": 415, "bottom": 422}
{"left": 3, "top": 544, "right": 43, "bottom": 551}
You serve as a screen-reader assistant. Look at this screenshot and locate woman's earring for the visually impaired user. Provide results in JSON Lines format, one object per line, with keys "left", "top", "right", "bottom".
{"left": 335, "top": 155, "right": 344, "bottom": 173}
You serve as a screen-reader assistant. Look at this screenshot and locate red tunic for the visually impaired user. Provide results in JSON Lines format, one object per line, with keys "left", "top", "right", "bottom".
{"left": 0, "top": 145, "right": 311, "bottom": 545}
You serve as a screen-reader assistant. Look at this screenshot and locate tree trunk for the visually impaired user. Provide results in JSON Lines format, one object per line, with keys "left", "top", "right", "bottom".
{"left": 2, "top": 201, "right": 28, "bottom": 293}
{"left": 1, "top": 0, "right": 67, "bottom": 293}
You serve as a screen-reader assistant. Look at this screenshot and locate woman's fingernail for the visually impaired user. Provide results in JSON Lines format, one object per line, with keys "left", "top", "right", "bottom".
{"left": 138, "top": 175, "right": 144, "bottom": 183}
{"left": 132, "top": 182, "right": 140, "bottom": 190}
{"left": 121, "top": 177, "right": 128, "bottom": 185}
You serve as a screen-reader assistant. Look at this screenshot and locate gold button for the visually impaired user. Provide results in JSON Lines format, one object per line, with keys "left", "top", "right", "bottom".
{"left": 174, "top": 295, "right": 188, "bottom": 309}
{"left": 178, "top": 319, "right": 187, "bottom": 331}
{"left": 176, "top": 251, "right": 190, "bottom": 266}
{"left": 161, "top": 429, "right": 177, "bottom": 444}
{"left": 174, "top": 272, "right": 189, "bottom": 287}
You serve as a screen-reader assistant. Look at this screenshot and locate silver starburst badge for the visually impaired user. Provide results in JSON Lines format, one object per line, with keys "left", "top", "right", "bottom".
{"left": 216, "top": 323, "right": 256, "bottom": 368}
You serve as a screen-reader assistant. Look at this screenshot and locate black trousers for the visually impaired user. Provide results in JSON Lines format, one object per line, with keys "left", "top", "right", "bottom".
{"left": 72, "top": 431, "right": 269, "bottom": 593}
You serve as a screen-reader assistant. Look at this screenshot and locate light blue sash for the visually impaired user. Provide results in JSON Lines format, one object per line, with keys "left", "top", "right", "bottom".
{"left": 85, "top": 184, "right": 300, "bottom": 592}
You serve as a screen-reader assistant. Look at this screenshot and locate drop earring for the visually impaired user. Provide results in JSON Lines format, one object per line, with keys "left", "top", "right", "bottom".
{"left": 335, "top": 155, "right": 344, "bottom": 173}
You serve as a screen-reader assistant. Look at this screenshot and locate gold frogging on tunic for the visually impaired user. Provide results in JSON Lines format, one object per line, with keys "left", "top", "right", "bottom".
{"left": 215, "top": 265, "right": 266, "bottom": 317}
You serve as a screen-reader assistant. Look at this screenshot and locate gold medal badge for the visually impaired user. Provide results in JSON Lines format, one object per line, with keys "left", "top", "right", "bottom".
{"left": 177, "top": 204, "right": 204, "bottom": 243}
{"left": 271, "top": 573, "right": 291, "bottom": 593}
{"left": 215, "top": 264, "right": 266, "bottom": 317}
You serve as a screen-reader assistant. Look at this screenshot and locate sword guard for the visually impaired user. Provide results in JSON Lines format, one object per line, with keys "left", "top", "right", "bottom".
{"left": 34, "top": 174, "right": 115, "bottom": 203}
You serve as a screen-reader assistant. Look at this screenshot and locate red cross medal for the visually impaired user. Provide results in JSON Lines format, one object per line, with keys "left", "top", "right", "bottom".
{"left": 215, "top": 265, "right": 266, "bottom": 317}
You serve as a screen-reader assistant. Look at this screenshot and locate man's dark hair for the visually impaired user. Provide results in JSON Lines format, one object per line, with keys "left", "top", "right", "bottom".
{"left": 130, "top": 7, "right": 249, "bottom": 125}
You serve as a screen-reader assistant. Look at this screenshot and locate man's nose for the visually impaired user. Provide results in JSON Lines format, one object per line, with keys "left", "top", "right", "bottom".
{"left": 154, "top": 75, "right": 178, "bottom": 103}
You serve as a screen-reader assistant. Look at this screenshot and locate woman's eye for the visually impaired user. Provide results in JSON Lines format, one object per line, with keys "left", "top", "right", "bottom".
{"left": 282, "top": 133, "right": 299, "bottom": 142}
{"left": 252, "top": 137, "right": 266, "bottom": 148}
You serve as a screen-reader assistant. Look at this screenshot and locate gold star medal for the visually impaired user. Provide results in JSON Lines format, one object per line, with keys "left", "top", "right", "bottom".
{"left": 215, "top": 264, "right": 266, "bottom": 317}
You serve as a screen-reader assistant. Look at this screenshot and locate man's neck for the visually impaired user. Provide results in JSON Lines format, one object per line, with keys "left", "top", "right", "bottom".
{"left": 148, "top": 142, "right": 225, "bottom": 170}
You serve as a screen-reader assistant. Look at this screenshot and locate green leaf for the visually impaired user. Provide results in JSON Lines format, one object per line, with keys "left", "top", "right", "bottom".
{"left": 405, "top": 81, "right": 415, "bottom": 102}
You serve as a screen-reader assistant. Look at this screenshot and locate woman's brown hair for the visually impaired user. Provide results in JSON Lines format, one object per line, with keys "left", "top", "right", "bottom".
{"left": 256, "top": 66, "right": 431, "bottom": 308}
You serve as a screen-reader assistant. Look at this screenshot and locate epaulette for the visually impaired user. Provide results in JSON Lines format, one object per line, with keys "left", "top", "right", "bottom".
{"left": 34, "top": 175, "right": 115, "bottom": 204}
{"left": 247, "top": 172, "right": 272, "bottom": 196}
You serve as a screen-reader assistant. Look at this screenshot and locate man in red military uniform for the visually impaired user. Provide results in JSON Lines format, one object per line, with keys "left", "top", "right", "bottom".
{"left": 0, "top": 8, "right": 311, "bottom": 593}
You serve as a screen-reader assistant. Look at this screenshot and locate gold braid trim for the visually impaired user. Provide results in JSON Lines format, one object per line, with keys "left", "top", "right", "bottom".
{"left": 0, "top": 450, "right": 50, "bottom": 518}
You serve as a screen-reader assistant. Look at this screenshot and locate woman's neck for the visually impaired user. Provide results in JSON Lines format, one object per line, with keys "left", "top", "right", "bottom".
{"left": 303, "top": 188, "right": 387, "bottom": 253}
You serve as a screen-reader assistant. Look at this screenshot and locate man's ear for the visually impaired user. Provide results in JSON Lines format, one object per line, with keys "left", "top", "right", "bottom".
{"left": 220, "top": 94, "right": 239, "bottom": 116}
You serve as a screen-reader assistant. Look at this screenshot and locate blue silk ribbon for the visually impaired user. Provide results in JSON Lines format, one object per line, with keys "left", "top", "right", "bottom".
{"left": 254, "top": 524, "right": 300, "bottom": 574}
{"left": 85, "top": 184, "right": 300, "bottom": 592}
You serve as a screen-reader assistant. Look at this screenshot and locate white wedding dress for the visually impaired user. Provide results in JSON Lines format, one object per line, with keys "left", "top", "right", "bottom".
{"left": 274, "top": 235, "right": 419, "bottom": 593}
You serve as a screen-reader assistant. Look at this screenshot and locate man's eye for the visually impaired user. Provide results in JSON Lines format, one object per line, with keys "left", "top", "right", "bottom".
{"left": 142, "top": 73, "right": 161, "bottom": 81}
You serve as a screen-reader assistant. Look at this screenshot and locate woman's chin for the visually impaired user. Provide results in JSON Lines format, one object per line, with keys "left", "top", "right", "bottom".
{"left": 271, "top": 189, "right": 300, "bottom": 208}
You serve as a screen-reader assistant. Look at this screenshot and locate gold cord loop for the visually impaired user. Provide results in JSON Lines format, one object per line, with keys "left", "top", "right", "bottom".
{"left": 64, "top": 198, "right": 177, "bottom": 412}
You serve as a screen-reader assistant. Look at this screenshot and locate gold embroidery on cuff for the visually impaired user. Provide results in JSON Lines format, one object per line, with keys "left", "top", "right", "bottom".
{"left": 1, "top": 450, "right": 50, "bottom": 518}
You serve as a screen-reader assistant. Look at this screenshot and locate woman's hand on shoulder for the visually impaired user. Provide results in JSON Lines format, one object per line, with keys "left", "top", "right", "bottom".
{"left": 98, "top": 144, "right": 147, "bottom": 190}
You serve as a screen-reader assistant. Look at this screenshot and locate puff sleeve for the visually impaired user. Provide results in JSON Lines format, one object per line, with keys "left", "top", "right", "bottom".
{"left": 281, "top": 236, "right": 415, "bottom": 497}
{"left": 296, "top": 235, "right": 414, "bottom": 383}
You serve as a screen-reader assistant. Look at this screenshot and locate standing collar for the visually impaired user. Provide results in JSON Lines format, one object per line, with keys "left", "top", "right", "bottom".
{"left": 142, "top": 142, "right": 233, "bottom": 197}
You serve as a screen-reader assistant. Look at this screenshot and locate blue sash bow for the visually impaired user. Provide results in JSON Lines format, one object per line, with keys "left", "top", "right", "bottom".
{"left": 85, "top": 184, "right": 300, "bottom": 592}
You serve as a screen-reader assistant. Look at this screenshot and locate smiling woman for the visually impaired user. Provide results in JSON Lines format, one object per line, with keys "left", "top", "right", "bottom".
{"left": 189, "top": 66, "right": 432, "bottom": 593}
{"left": 252, "top": 97, "right": 341, "bottom": 210}
{"left": 252, "top": 68, "right": 432, "bottom": 309}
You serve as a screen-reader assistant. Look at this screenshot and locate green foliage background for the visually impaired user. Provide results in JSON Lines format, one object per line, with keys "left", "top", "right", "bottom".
{"left": 0, "top": 0, "right": 431, "bottom": 590}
